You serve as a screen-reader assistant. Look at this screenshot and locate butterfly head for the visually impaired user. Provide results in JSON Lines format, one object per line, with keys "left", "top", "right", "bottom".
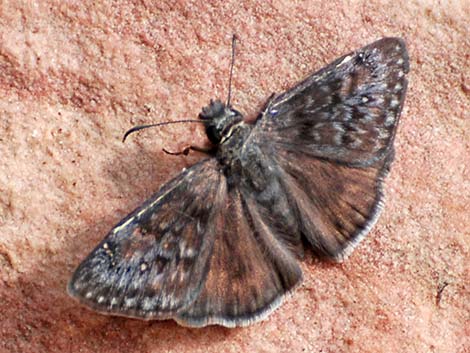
{"left": 199, "top": 99, "right": 243, "bottom": 145}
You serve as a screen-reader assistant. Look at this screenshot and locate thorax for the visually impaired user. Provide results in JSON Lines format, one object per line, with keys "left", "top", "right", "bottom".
{"left": 216, "top": 122, "right": 253, "bottom": 170}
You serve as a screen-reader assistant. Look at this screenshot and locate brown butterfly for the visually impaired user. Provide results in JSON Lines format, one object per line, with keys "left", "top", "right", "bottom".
{"left": 68, "top": 36, "right": 409, "bottom": 327}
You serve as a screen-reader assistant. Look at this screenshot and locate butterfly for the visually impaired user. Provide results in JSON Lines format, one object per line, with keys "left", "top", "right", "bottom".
{"left": 68, "top": 37, "right": 409, "bottom": 327}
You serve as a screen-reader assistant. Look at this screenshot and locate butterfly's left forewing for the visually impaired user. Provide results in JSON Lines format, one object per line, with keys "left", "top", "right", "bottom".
{"left": 68, "top": 159, "right": 226, "bottom": 319}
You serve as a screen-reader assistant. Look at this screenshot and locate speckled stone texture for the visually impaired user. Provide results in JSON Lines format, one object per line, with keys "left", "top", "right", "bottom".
{"left": 1, "top": 1, "right": 469, "bottom": 353}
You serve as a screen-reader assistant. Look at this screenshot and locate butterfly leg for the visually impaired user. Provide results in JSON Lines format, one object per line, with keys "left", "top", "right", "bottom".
{"left": 162, "top": 145, "right": 214, "bottom": 156}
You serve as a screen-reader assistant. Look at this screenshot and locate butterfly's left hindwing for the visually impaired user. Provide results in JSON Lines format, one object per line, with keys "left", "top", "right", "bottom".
{"left": 177, "top": 188, "right": 302, "bottom": 327}
{"left": 68, "top": 159, "right": 226, "bottom": 319}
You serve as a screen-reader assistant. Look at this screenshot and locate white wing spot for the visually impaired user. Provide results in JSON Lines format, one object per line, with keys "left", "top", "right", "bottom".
{"left": 334, "top": 132, "right": 343, "bottom": 146}
{"left": 196, "top": 220, "right": 204, "bottom": 235}
{"left": 170, "top": 271, "right": 177, "bottom": 282}
{"left": 160, "top": 296, "right": 169, "bottom": 308}
{"left": 362, "top": 97, "right": 369, "bottom": 103}
{"left": 85, "top": 291, "right": 93, "bottom": 299}
{"left": 390, "top": 99, "right": 399, "bottom": 108}
{"left": 97, "top": 296, "right": 105, "bottom": 304}
{"left": 140, "top": 263, "right": 148, "bottom": 271}
{"left": 142, "top": 297, "right": 156, "bottom": 311}
{"left": 348, "top": 139, "right": 362, "bottom": 148}
{"left": 374, "top": 128, "right": 390, "bottom": 140}
{"left": 178, "top": 271, "right": 187, "bottom": 283}
{"left": 397, "top": 58, "right": 404, "bottom": 65}
{"left": 378, "top": 129, "right": 390, "bottom": 140}
{"left": 378, "top": 83, "right": 388, "bottom": 90}
{"left": 312, "top": 131, "right": 321, "bottom": 142}
{"left": 103, "top": 243, "right": 109, "bottom": 249}
{"left": 394, "top": 83, "right": 402, "bottom": 92}
{"left": 124, "top": 297, "right": 137, "bottom": 308}
{"left": 340, "top": 110, "right": 352, "bottom": 121}
{"left": 332, "top": 122, "right": 345, "bottom": 132}
{"left": 385, "top": 113, "right": 396, "bottom": 126}
{"left": 110, "top": 297, "right": 118, "bottom": 306}
{"left": 398, "top": 70, "right": 404, "bottom": 78}
{"left": 181, "top": 245, "right": 196, "bottom": 258}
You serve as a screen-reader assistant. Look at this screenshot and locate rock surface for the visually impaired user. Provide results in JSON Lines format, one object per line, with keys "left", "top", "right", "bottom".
{"left": 0, "top": 1, "right": 469, "bottom": 353}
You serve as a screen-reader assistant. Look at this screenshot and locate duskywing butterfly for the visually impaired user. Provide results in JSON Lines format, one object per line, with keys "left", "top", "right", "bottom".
{"left": 68, "top": 36, "right": 409, "bottom": 327}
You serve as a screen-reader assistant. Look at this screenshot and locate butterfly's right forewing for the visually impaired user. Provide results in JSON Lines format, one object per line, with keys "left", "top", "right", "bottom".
{"left": 259, "top": 37, "right": 409, "bottom": 167}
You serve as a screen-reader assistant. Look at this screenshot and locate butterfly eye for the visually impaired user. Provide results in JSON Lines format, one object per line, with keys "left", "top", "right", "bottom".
{"left": 200, "top": 99, "right": 226, "bottom": 120}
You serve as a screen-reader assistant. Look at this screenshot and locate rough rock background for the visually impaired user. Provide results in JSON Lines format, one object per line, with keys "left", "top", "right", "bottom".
{"left": 1, "top": 1, "right": 469, "bottom": 352}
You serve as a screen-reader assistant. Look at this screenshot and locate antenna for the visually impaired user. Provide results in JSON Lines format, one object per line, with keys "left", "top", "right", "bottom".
{"left": 226, "top": 34, "right": 237, "bottom": 107}
{"left": 122, "top": 119, "right": 203, "bottom": 142}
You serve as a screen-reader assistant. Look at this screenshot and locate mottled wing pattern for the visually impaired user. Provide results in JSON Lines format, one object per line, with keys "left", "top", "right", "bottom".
{"left": 68, "top": 159, "right": 226, "bottom": 319}
{"left": 258, "top": 37, "right": 409, "bottom": 167}
{"left": 250, "top": 37, "right": 409, "bottom": 260}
